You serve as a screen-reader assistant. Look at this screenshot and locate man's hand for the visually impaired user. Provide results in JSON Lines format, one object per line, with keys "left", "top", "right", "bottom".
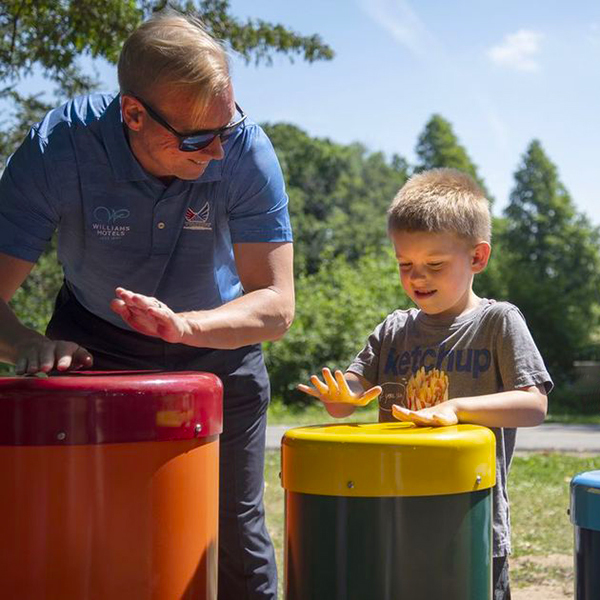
{"left": 392, "top": 401, "right": 459, "bottom": 427}
{"left": 110, "top": 287, "right": 190, "bottom": 343}
{"left": 297, "top": 367, "right": 382, "bottom": 407}
{"left": 14, "top": 336, "right": 93, "bottom": 375}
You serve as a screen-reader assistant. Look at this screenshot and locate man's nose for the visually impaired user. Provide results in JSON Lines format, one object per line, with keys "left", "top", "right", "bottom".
{"left": 198, "top": 136, "right": 224, "bottom": 160}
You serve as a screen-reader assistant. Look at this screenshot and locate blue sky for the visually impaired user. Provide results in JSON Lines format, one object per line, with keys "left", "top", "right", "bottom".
{"left": 17, "top": 0, "right": 600, "bottom": 225}
{"left": 226, "top": 0, "right": 600, "bottom": 226}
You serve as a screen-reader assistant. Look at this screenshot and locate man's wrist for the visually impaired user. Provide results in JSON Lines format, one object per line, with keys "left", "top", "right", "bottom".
{"left": 177, "top": 311, "right": 206, "bottom": 347}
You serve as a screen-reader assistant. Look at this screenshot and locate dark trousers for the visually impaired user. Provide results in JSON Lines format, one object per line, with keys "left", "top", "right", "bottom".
{"left": 493, "top": 556, "right": 511, "bottom": 600}
{"left": 46, "top": 285, "right": 277, "bottom": 599}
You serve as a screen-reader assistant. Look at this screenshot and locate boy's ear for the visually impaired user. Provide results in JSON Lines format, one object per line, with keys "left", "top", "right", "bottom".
{"left": 471, "top": 241, "right": 491, "bottom": 273}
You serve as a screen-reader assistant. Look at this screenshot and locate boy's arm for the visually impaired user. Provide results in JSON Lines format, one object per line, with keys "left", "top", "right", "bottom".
{"left": 297, "top": 368, "right": 381, "bottom": 418}
{"left": 393, "top": 384, "right": 548, "bottom": 428}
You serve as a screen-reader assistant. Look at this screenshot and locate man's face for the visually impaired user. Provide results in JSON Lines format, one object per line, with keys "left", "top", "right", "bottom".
{"left": 123, "top": 84, "right": 236, "bottom": 181}
{"left": 391, "top": 229, "right": 484, "bottom": 319}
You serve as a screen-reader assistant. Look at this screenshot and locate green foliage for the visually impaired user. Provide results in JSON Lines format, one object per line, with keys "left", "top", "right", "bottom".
{"left": 0, "top": 1, "right": 334, "bottom": 165}
{"left": 263, "top": 248, "right": 412, "bottom": 405}
{"left": 473, "top": 216, "right": 509, "bottom": 300}
{"left": 0, "top": 0, "right": 141, "bottom": 90}
{"left": 9, "top": 243, "right": 63, "bottom": 333}
{"left": 0, "top": 91, "right": 54, "bottom": 168}
{"left": 0, "top": 1, "right": 333, "bottom": 92}
{"left": 412, "top": 114, "right": 505, "bottom": 299}
{"left": 0, "top": 1, "right": 335, "bottom": 357}
{"left": 0, "top": 0, "right": 597, "bottom": 403}
{"left": 501, "top": 140, "right": 600, "bottom": 384}
{"left": 414, "top": 114, "right": 492, "bottom": 201}
{"left": 263, "top": 122, "right": 409, "bottom": 275}
{"left": 189, "top": 0, "right": 334, "bottom": 65}
{"left": 549, "top": 380, "right": 600, "bottom": 416}
{"left": 0, "top": 239, "right": 64, "bottom": 375}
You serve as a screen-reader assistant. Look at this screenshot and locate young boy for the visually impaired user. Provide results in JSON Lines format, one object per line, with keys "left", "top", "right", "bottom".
{"left": 298, "top": 168, "right": 552, "bottom": 600}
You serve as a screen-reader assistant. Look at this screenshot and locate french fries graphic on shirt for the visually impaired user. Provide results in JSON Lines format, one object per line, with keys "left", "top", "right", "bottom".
{"left": 405, "top": 367, "right": 449, "bottom": 411}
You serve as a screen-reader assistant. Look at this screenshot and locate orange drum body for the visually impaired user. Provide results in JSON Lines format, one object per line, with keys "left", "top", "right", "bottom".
{"left": 0, "top": 372, "right": 223, "bottom": 600}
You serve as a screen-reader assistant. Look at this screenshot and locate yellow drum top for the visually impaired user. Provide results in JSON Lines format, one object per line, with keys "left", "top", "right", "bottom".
{"left": 282, "top": 422, "right": 496, "bottom": 497}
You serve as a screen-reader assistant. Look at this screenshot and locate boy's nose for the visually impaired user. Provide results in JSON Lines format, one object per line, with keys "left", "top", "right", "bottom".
{"left": 409, "top": 267, "right": 426, "bottom": 281}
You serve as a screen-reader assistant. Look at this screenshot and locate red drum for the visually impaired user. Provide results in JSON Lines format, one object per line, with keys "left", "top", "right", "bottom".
{"left": 0, "top": 371, "right": 223, "bottom": 600}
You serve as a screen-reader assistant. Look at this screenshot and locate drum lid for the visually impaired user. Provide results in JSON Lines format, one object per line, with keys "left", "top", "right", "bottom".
{"left": 0, "top": 371, "right": 222, "bottom": 445}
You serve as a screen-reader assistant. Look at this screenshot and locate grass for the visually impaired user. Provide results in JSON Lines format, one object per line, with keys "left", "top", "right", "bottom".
{"left": 545, "top": 413, "right": 600, "bottom": 425}
{"left": 510, "top": 453, "right": 600, "bottom": 557}
{"left": 267, "top": 398, "right": 379, "bottom": 425}
{"left": 264, "top": 450, "right": 600, "bottom": 598}
{"left": 268, "top": 398, "right": 600, "bottom": 425}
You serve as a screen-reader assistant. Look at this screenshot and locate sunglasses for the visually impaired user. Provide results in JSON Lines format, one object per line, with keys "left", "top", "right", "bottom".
{"left": 129, "top": 94, "right": 247, "bottom": 152}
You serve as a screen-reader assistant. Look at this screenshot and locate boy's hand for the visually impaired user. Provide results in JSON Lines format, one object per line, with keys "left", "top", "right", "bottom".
{"left": 392, "top": 401, "right": 458, "bottom": 427}
{"left": 297, "top": 368, "right": 382, "bottom": 407}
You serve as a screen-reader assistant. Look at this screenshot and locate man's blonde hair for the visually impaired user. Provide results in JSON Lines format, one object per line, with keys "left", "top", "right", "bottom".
{"left": 387, "top": 168, "right": 491, "bottom": 244}
{"left": 118, "top": 11, "right": 230, "bottom": 105}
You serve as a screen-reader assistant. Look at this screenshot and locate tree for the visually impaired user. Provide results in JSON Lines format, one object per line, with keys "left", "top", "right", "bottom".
{"left": 0, "top": 0, "right": 334, "bottom": 163}
{"left": 178, "top": 0, "right": 334, "bottom": 66}
{"left": 414, "top": 114, "right": 489, "bottom": 195}
{"left": 0, "top": 0, "right": 141, "bottom": 92}
{"left": 263, "top": 248, "right": 412, "bottom": 404}
{"left": 263, "top": 122, "right": 409, "bottom": 275}
{"left": 0, "top": 0, "right": 332, "bottom": 89}
{"left": 413, "top": 114, "right": 506, "bottom": 299}
{"left": 501, "top": 140, "right": 600, "bottom": 384}
{"left": 0, "top": 1, "right": 334, "bottom": 363}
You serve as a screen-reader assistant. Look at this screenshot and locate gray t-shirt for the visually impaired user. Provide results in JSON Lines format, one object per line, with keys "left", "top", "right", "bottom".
{"left": 347, "top": 298, "right": 553, "bottom": 557}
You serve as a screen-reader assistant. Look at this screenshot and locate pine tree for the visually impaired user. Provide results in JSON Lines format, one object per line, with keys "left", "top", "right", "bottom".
{"left": 414, "top": 114, "right": 505, "bottom": 298}
{"left": 414, "top": 114, "right": 490, "bottom": 197}
{"left": 502, "top": 140, "right": 600, "bottom": 383}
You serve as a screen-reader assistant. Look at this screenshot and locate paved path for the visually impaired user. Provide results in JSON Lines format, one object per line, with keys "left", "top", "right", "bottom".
{"left": 266, "top": 422, "right": 600, "bottom": 452}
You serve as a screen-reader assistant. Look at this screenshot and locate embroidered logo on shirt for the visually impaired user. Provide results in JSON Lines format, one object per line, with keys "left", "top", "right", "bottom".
{"left": 183, "top": 202, "right": 212, "bottom": 231}
{"left": 92, "top": 206, "right": 131, "bottom": 239}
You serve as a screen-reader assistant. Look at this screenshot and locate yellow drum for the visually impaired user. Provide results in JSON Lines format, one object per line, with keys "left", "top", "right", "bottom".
{"left": 282, "top": 422, "right": 496, "bottom": 600}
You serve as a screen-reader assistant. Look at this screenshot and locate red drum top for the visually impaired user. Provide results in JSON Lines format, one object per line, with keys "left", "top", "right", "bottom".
{"left": 0, "top": 371, "right": 223, "bottom": 446}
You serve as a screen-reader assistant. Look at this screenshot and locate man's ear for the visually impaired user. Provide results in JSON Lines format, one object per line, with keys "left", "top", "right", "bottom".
{"left": 472, "top": 241, "right": 491, "bottom": 273}
{"left": 121, "top": 95, "right": 145, "bottom": 132}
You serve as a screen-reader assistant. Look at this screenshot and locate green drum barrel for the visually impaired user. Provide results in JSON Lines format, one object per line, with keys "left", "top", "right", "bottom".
{"left": 282, "top": 422, "right": 496, "bottom": 600}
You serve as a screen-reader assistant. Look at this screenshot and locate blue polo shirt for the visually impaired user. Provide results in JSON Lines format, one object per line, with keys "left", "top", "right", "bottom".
{"left": 0, "top": 94, "right": 292, "bottom": 329}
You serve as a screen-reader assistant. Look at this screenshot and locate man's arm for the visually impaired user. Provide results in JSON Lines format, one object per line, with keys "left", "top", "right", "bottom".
{"left": 393, "top": 385, "right": 548, "bottom": 428}
{"left": 110, "top": 241, "right": 295, "bottom": 349}
{"left": 0, "top": 252, "right": 93, "bottom": 373}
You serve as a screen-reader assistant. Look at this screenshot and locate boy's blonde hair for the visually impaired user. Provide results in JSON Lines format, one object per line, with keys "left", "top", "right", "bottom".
{"left": 118, "top": 12, "right": 230, "bottom": 106}
{"left": 388, "top": 168, "right": 491, "bottom": 244}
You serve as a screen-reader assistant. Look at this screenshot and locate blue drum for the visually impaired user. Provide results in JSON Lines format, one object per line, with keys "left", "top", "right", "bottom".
{"left": 570, "top": 470, "right": 600, "bottom": 599}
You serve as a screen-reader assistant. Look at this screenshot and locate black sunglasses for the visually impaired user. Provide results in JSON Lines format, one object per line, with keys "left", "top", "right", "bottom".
{"left": 129, "top": 94, "right": 247, "bottom": 152}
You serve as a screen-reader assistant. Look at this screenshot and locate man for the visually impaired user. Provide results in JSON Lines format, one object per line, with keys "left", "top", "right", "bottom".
{"left": 0, "top": 12, "right": 293, "bottom": 600}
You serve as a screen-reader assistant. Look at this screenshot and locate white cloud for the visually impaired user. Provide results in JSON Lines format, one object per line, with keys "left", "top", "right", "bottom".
{"left": 357, "top": 0, "right": 443, "bottom": 62}
{"left": 487, "top": 30, "right": 544, "bottom": 72}
{"left": 484, "top": 106, "right": 510, "bottom": 150}
{"left": 359, "top": 0, "right": 515, "bottom": 155}
{"left": 587, "top": 22, "right": 600, "bottom": 47}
